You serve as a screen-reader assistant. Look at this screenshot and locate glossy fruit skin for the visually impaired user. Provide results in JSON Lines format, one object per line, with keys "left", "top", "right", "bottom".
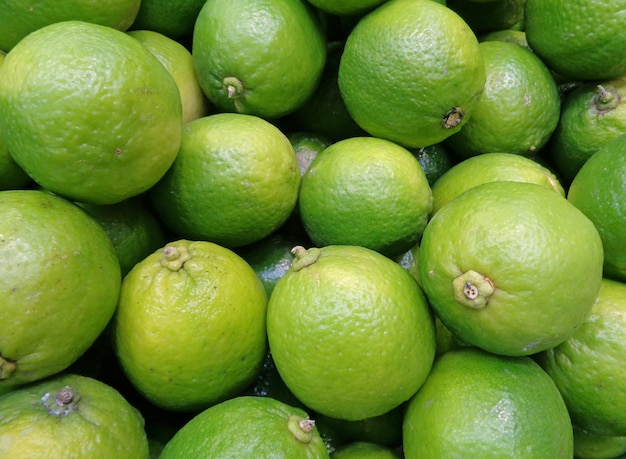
{"left": 419, "top": 181, "right": 604, "bottom": 356}
{"left": 403, "top": 348, "right": 573, "bottom": 458}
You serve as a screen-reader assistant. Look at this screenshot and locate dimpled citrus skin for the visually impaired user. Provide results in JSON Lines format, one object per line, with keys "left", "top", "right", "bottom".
{"left": 539, "top": 278, "right": 626, "bottom": 437}
{"left": 192, "top": 0, "right": 326, "bottom": 119}
{"left": 403, "top": 348, "right": 573, "bottom": 458}
{"left": 298, "top": 137, "right": 433, "bottom": 257}
{"left": 338, "top": 0, "right": 485, "bottom": 148}
{"left": 0, "top": 190, "right": 121, "bottom": 390}
{"left": 114, "top": 240, "right": 268, "bottom": 412}
{"left": 0, "top": 21, "right": 182, "bottom": 205}
{"left": 525, "top": 0, "right": 626, "bottom": 80}
{"left": 267, "top": 245, "right": 436, "bottom": 421}
{"left": 0, "top": 374, "right": 149, "bottom": 458}
{"left": 418, "top": 181, "right": 604, "bottom": 356}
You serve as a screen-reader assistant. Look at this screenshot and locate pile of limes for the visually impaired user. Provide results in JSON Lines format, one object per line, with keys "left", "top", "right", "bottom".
{"left": 1, "top": 0, "right": 626, "bottom": 458}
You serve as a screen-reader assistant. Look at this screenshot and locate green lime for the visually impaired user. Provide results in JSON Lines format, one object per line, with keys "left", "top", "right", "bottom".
{"left": 338, "top": 0, "right": 485, "bottom": 147}
{"left": 192, "top": 0, "right": 326, "bottom": 119}
{"left": 479, "top": 29, "right": 530, "bottom": 50}
{"left": 573, "top": 426, "right": 626, "bottom": 459}
{"left": 0, "top": 20, "right": 182, "bottom": 205}
{"left": 403, "top": 347, "right": 573, "bottom": 458}
{"left": 446, "top": 0, "right": 526, "bottom": 35}
{"left": 0, "top": 190, "right": 120, "bottom": 390}
{"left": 331, "top": 442, "right": 401, "bottom": 459}
{"left": 407, "top": 142, "right": 455, "bottom": 187}
{"left": 113, "top": 240, "right": 268, "bottom": 412}
{"left": 159, "top": 396, "right": 330, "bottom": 458}
{"left": 267, "top": 245, "right": 436, "bottom": 420}
{"left": 0, "top": 373, "right": 149, "bottom": 458}
{"left": 419, "top": 181, "right": 604, "bottom": 356}
{"left": 287, "top": 131, "right": 333, "bottom": 176}
{"left": 129, "top": 0, "right": 206, "bottom": 40}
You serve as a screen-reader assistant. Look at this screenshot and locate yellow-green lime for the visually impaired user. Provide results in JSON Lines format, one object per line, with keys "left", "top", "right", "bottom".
{"left": 0, "top": 20, "right": 182, "bottom": 205}
{"left": 548, "top": 78, "right": 626, "bottom": 184}
{"left": 192, "top": 0, "right": 327, "bottom": 119}
{"left": 150, "top": 113, "right": 301, "bottom": 248}
{"left": 567, "top": 134, "right": 626, "bottom": 282}
{"left": 444, "top": 40, "right": 560, "bottom": 158}
{"left": 403, "top": 347, "right": 573, "bottom": 458}
{"left": 525, "top": 0, "right": 626, "bottom": 80}
{"left": 77, "top": 197, "right": 167, "bottom": 277}
{"left": 129, "top": 0, "right": 206, "bottom": 40}
{"left": 298, "top": 137, "right": 433, "bottom": 257}
{"left": 128, "top": 29, "right": 210, "bottom": 124}
{"left": 338, "top": 0, "right": 486, "bottom": 147}
{"left": 267, "top": 245, "right": 436, "bottom": 421}
{"left": 539, "top": 278, "right": 626, "bottom": 436}
{"left": 573, "top": 426, "right": 626, "bottom": 459}
{"left": 0, "top": 0, "right": 141, "bottom": 51}
{"left": 419, "top": 181, "right": 604, "bottom": 356}
{"left": 431, "top": 152, "right": 565, "bottom": 214}
{"left": 0, "top": 190, "right": 121, "bottom": 390}
{"left": 331, "top": 442, "right": 401, "bottom": 459}
{"left": 159, "top": 396, "right": 330, "bottom": 458}
{"left": 113, "top": 240, "right": 268, "bottom": 412}
{"left": 0, "top": 373, "right": 149, "bottom": 458}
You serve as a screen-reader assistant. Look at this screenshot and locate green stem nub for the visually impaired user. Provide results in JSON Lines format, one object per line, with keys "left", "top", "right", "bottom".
{"left": 0, "top": 356, "right": 16, "bottom": 380}
{"left": 291, "top": 246, "right": 321, "bottom": 272}
{"left": 452, "top": 270, "right": 495, "bottom": 309}
{"left": 161, "top": 245, "right": 192, "bottom": 271}
{"left": 223, "top": 76, "right": 244, "bottom": 100}
{"left": 287, "top": 415, "right": 315, "bottom": 443}
{"left": 41, "top": 386, "right": 81, "bottom": 416}
{"left": 594, "top": 85, "right": 620, "bottom": 111}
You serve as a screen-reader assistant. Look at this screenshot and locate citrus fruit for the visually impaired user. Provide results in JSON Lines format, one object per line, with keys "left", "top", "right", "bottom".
{"left": 524, "top": 0, "right": 626, "bottom": 80}
{"left": 150, "top": 113, "right": 301, "bottom": 248}
{"left": 113, "top": 239, "right": 268, "bottom": 412}
{"left": 287, "top": 131, "right": 333, "bottom": 176}
{"left": 77, "top": 197, "right": 167, "bottom": 277}
{"left": 446, "top": 0, "right": 526, "bottom": 35}
{"left": 548, "top": 78, "right": 626, "bottom": 184}
{"left": 128, "top": 29, "right": 210, "bottom": 124}
{"left": 573, "top": 426, "right": 626, "bottom": 459}
{"left": 129, "top": 0, "right": 206, "bottom": 40}
{"left": 567, "top": 134, "right": 626, "bottom": 282}
{"left": 331, "top": 442, "right": 401, "bottom": 459}
{"left": 0, "top": 20, "right": 182, "bottom": 205}
{"left": 0, "top": 0, "right": 141, "bottom": 51}
{"left": 0, "top": 373, "right": 149, "bottom": 458}
{"left": 479, "top": 28, "right": 530, "bottom": 50}
{"left": 444, "top": 40, "right": 560, "bottom": 158}
{"left": 192, "top": 0, "right": 327, "bottom": 119}
{"left": 0, "top": 190, "right": 121, "bottom": 390}
{"left": 430, "top": 152, "right": 565, "bottom": 214}
{"left": 338, "top": 0, "right": 486, "bottom": 148}
{"left": 402, "top": 347, "right": 574, "bottom": 458}
{"left": 407, "top": 143, "right": 455, "bottom": 187}
{"left": 307, "top": 0, "right": 386, "bottom": 16}
{"left": 538, "top": 278, "right": 626, "bottom": 436}
{"left": 267, "top": 245, "right": 436, "bottom": 421}
{"left": 394, "top": 241, "right": 421, "bottom": 285}
{"left": 159, "top": 396, "right": 330, "bottom": 458}
{"left": 418, "top": 181, "right": 604, "bottom": 356}
{"left": 298, "top": 137, "right": 433, "bottom": 257}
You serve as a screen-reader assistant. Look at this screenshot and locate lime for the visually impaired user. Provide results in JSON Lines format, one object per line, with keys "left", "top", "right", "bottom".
{"left": 394, "top": 241, "right": 421, "bottom": 285}
{"left": 525, "top": 0, "right": 626, "bottom": 80}
{"left": 0, "top": 20, "right": 182, "bottom": 205}
{"left": 338, "top": 0, "right": 486, "bottom": 147}
{"left": 129, "top": 0, "right": 206, "bottom": 40}
{"left": 446, "top": 0, "right": 526, "bottom": 35}
{"left": 431, "top": 152, "right": 565, "bottom": 214}
{"left": 306, "top": 0, "right": 386, "bottom": 16}
{"left": 150, "top": 113, "right": 301, "bottom": 248}
{"left": 419, "top": 181, "right": 604, "bottom": 356}
{"left": 407, "top": 142, "right": 455, "bottom": 187}
{"left": 403, "top": 347, "right": 573, "bottom": 458}
{"left": 539, "top": 278, "right": 626, "bottom": 436}
{"left": 128, "top": 29, "right": 210, "bottom": 124}
{"left": 0, "top": 0, "right": 141, "bottom": 51}
{"left": 567, "top": 134, "right": 626, "bottom": 282}
{"left": 298, "top": 137, "right": 433, "bottom": 257}
{"left": 479, "top": 28, "right": 530, "bottom": 50}
{"left": 573, "top": 426, "right": 626, "bottom": 459}
{"left": 287, "top": 131, "right": 333, "bottom": 177}
{"left": 0, "top": 373, "right": 149, "bottom": 458}
{"left": 267, "top": 245, "right": 436, "bottom": 420}
{"left": 444, "top": 40, "right": 561, "bottom": 158}
{"left": 0, "top": 190, "right": 121, "bottom": 390}
{"left": 548, "top": 78, "right": 626, "bottom": 184}
{"left": 159, "top": 396, "right": 330, "bottom": 458}
{"left": 192, "top": 0, "right": 326, "bottom": 119}
{"left": 113, "top": 240, "right": 268, "bottom": 412}
{"left": 331, "top": 442, "right": 401, "bottom": 459}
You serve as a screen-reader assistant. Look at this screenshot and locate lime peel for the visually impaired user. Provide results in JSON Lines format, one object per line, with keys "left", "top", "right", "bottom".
{"left": 0, "top": 356, "right": 16, "bottom": 380}
{"left": 290, "top": 246, "right": 321, "bottom": 272}
{"left": 452, "top": 270, "right": 495, "bottom": 309}
{"left": 161, "top": 244, "right": 192, "bottom": 271}
{"left": 287, "top": 414, "right": 314, "bottom": 443}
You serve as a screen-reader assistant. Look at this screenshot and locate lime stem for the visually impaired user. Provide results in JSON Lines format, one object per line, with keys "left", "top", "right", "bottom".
{"left": 594, "top": 85, "right": 620, "bottom": 111}
{"left": 290, "top": 246, "right": 321, "bottom": 271}
{"left": 161, "top": 245, "right": 192, "bottom": 271}
{"left": 223, "top": 76, "right": 244, "bottom": 100}
{"left": 0, "top": 356, "right": 16, "bottom": 380}
{"left": 452, "top": 270, "right": 495, "bottom": 309}
{"left": 443, "top": 107, "right": 464, "bottom": 129}
{"left": 287, "top": 415, "right": 314, "bottom": 443}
